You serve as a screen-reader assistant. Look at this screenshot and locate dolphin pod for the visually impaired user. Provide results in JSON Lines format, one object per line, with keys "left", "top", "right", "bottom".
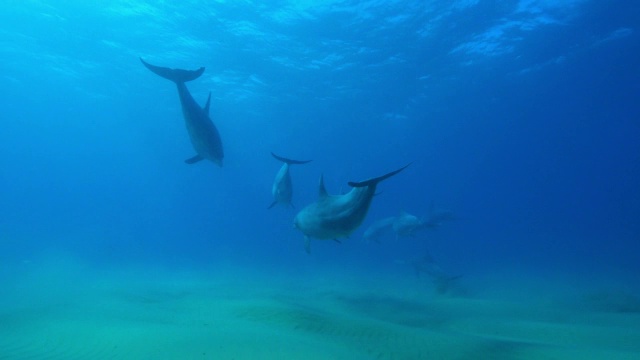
{"left": 141, "top": 59, "right": 413, "bottom": 254}
{"left": 140, "top": 58, "right": 224, "bottom": 166}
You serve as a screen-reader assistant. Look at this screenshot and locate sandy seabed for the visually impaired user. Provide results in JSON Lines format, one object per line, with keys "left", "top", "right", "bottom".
{"left": 1, "top": 256, "right": 639, "bottom": 360}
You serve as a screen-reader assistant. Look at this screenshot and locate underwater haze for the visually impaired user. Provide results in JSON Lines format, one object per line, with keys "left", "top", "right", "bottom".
{"left": 1, "top": 0, "right": 640, "bottom": 359}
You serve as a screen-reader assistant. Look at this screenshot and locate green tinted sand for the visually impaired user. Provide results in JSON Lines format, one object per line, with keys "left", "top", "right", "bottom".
{"left": 1, "top": 259, "right": 639, "bottom": 359}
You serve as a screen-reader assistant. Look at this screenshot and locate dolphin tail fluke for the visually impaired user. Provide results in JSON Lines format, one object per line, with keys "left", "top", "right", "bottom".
{"left": 348, "top": 163, "right": 411, "bottom": 188}
{"left": 140, "top": 58, "right": 205, "bottom": 83}
{"left": 271, "top": 152, "right": 312, "bottom": 165}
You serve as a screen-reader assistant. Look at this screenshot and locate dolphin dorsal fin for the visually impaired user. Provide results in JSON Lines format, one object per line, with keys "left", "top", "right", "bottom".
{"left": 318, "top": 175, "right": 329, "bottom": 198}
{"left": 204, "top": 92, "right": 212, "bottom": 114}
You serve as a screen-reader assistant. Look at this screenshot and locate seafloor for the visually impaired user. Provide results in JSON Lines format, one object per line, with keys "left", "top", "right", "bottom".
{"left": 1, "top": 254, "right": 639, "bottom": 360}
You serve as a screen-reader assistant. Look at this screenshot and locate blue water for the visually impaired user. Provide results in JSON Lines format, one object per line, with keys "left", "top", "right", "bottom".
{"left": 1, "top": 1, "right": 639, "bottom": 357}
{"left": 2, "top": 0, "right": 639, "bottom": 276}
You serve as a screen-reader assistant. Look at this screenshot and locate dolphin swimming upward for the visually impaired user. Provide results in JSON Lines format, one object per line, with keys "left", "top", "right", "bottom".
{"left": 269, "top": 152, "right": 311, "bottom": 209}
{"left": 140, "top": 58, "right": 224, "bottom": 166}
{"left": 294, "top": 164, "right": 410, "bottom": 253}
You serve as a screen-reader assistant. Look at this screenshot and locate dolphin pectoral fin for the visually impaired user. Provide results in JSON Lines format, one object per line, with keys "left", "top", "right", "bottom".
{"left": 333, "top": 238, "right": 342, "bottom": 244}
{"left": 267, "top": 200, "right": 278, "bottom": 209}
{"left": 204, "top": 92, "right": 211, "bottom": 114}
{"left": 185, "top": 155, "right": 204, "bottom": 164}
{"left": 304, "top": 236, "right": 311, "bottom": 254}
{"left": 318, "top": 174, "right": 329, "bottom": 198}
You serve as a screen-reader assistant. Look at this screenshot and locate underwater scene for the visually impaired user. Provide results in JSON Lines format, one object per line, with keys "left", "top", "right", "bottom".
{"left": 1, "top": 1, "right": 639, "bottom": 359}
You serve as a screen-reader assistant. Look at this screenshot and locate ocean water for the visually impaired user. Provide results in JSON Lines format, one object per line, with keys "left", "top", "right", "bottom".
{"left": 1, "top": 1, "right": 639, "bottom": 359}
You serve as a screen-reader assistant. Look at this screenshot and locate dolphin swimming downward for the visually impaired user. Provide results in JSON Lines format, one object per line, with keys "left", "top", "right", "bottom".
{"left": 269, "top": 152, "right": 312, "bottom": 209}
{"left": 140, "top": 58, "right": 224, "bottom": 166}
{"left": 294, "top": 164, "right": 410, "bottom": 253}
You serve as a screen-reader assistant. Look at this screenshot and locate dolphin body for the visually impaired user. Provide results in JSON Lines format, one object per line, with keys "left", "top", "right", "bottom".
{"left": 362, "top": 216, "right": 395, "bottom": 243}
{"left": 409, "top": 253, "right": 462, "bottom": 294}
{"left": 392, "top": 211, "right": 425, "bottom": 237}
{"left": 140, "top": 58, "right": 224, "bottom": 166}
{"left": 294, "top": 164, "right": 409, "bottom": 253}
{"left": 269, "top": 152, "right": 312, "bottom": 209}
{"left": 423, "top": 208, "right": 456, "bottom": 229}
{"left": 392, "top": 207, "right": 456, "bottom": 238}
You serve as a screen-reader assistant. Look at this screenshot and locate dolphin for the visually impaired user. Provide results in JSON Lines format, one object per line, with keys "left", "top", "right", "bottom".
{"left": 423, "top": 207, "right": 456, "bottom": 229}
{"left": 392, "top": 211, "right": 425, "bottom": 237}
{"left": 392, "top": 206, "right": 456, "bottom": 238}
{"left": 269, "top": 152, "right": 312, "bottom": 209}
{"left": 400, "top": 253, "right": 462, "bottom": 294}
{"left": 140, "top": 58, "right": 224, "bottom": 166}
{"left": 294, "top": 164, "right": 410, "bottom": 253}
{"left": 362, "top": 216, "right": 395, "bottom": 243}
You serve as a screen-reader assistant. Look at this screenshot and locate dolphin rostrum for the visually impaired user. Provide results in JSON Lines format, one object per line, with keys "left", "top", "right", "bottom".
{"left": 140, "top": 58, "right": 224, "bottom": 166}
{"left": 269, "top": 152, "right": 311, "bottom": 209}
{"left": 294, "top": 164, "right": 410, "bottom": 253}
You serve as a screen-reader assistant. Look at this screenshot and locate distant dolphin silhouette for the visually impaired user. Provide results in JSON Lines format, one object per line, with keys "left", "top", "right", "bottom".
{"left": 405, "top": 253, "right": 462, "bottom": 294}
{"left": 294, "top": 164, "right": 410, "bottom": 253}
{"left": 140, "top": 58, "right": 224, "bottom": 166}
{"left": 423, "top": 206, "right": 456, "bottom": 229}
{"left": 269, "top": 152, "right": 311, "bottom": 209}
{"left": 392, "top": 211, "right": 425, "bottom": 237}
{"left": 362, "top": 216, "right": 395, "bottom": 243}
{"left": 392, "top": 206, "right": 457, "bottom": 238}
